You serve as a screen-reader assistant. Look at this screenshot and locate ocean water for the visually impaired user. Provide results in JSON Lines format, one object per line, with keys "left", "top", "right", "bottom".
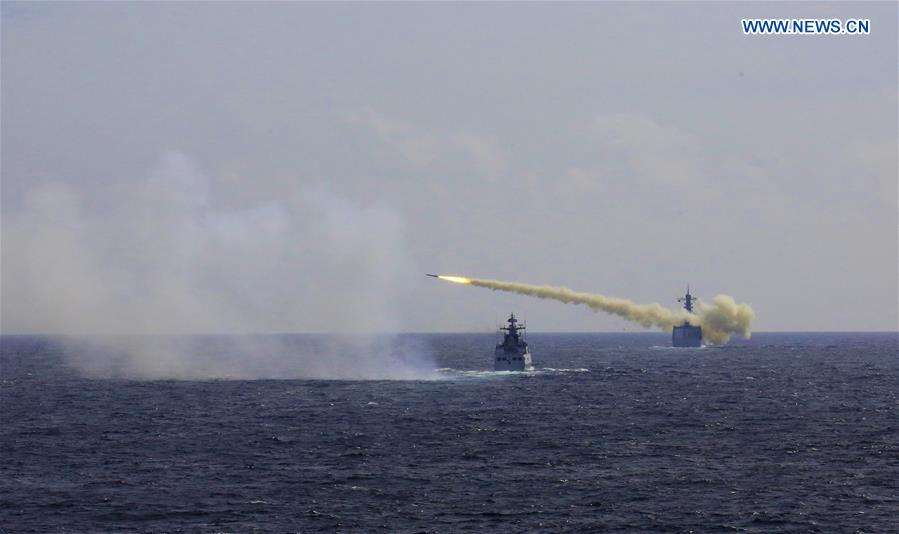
{"left": 1, "top": 332, "right": 897, "bottom": 532}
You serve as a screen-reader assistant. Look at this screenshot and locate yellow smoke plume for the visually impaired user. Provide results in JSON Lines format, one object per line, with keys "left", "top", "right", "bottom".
{"left": 436, "top": 276, "right": 754, "bottom": 345}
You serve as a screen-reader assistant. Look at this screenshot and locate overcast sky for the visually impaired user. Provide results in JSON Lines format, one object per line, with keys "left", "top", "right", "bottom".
{"left": 2, "top": 2, "right": 896, "bottom": 334}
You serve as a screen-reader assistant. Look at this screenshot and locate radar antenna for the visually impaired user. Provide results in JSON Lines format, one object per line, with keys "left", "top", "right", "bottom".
{"left": 677, "top": 284, "right": 697, "bottom": 313}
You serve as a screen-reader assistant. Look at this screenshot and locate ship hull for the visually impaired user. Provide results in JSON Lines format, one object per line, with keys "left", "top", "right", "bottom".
{"left": 494, "top": 347, "right": 533, "bottom": 371}
{"left": 672, "top": 324, "right": 703, "bottom": 347}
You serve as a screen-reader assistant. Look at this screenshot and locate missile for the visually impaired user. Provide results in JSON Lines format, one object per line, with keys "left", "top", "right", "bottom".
{"left": 427, "top": 274, "right": 472, "bottom": 284}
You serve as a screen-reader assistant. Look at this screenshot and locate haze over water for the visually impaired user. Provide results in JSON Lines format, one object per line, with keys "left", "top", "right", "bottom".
{"left": 2, "top": 332, "right": 896, "bottom": 532}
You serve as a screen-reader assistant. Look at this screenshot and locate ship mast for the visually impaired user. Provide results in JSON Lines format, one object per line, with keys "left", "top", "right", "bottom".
{"left": 677, "top": 285, "right": 696, "bottom": 313}
{"left": 500, "top": 313, "right": 524, "bottom": 342}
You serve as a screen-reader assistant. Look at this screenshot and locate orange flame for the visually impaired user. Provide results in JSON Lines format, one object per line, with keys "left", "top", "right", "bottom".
{"left": 437, "top": 275, "right": 472, "bottom": 285}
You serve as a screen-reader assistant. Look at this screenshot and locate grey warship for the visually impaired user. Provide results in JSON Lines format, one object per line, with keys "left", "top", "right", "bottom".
{"left": 494, "top": 313, "right": 533, "bottom": 371}
{"left": 672, "top": 286, "right": 703, "bottom": 347}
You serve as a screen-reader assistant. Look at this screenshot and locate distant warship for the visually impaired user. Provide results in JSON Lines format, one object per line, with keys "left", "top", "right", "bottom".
{"left": 495, "top": 313, "right": 533, "bottom": 371}
{"left": 672, "top": 286, "right": 703, "bottom": 347}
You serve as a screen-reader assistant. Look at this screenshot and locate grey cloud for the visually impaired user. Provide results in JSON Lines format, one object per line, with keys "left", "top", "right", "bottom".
{"left": 2, "top": 2, "right": 896, "bottom": 334}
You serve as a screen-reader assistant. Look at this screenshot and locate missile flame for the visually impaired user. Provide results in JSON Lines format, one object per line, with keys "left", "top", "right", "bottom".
{"left": 436, "top": 275, "right": 472, "bottom": 285}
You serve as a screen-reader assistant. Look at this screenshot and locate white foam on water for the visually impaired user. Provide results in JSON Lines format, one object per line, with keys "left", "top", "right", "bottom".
{"left": 436, "top": 367, "right": 589, "bottom": 379}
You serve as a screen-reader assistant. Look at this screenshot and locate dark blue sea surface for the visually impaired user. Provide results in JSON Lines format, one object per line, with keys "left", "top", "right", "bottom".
{"left": 2, "top": 332, "right": 897, "bottom": 532}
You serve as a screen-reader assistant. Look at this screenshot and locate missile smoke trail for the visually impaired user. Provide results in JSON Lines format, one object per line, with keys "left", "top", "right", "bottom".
{"left": 434, "top": 276, "right": 754, "bottom": 345}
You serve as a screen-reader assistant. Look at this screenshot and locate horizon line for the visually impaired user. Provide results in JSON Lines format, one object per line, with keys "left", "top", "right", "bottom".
{"left": 1, "top": 330, "right": 897, "bottom": 337}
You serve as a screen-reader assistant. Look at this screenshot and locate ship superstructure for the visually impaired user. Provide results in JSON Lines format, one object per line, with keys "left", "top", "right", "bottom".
{"left": 672, "top": 285, "right": 703, "bottom": 347}
{"left": 494, "top": 313, "right": 533, "bottom": 371}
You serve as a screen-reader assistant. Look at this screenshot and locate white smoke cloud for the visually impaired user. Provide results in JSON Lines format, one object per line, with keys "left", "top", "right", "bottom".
{"left": 1, "top": 152, "right": 435, "bottom": 379}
